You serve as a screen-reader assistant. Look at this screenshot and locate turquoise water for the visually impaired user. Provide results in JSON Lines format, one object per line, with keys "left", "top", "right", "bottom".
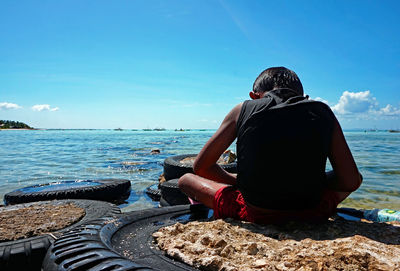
{"left": 0, "top": 129, "right": 399, "bottom": 211}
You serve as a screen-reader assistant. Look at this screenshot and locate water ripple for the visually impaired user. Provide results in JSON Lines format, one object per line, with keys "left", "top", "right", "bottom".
{"left": 1, "top": 130, "right": 399, "bottom": 210}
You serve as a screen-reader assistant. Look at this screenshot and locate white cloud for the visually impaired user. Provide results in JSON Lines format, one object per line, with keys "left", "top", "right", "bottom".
{"left": 331, "top": 91, "right": 377, "bottom": 115}
{"left": 32, "top": 104, "right": 59, "bottom": 112}
{"left": 331, "top": 90, "right": 400, "bottom": 119}
{"left": 374, "top": 104, "right": 400, "bottom": 116}
{"left": 0, "top": 102, "right": 22, "bottom": 110}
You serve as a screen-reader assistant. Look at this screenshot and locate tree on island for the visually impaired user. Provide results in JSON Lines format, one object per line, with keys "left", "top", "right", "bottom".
{"left": 0, "top": 120, "right": 33, "bottom": 129}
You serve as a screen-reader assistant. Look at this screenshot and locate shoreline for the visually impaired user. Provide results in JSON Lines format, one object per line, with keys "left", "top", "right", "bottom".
{"left": 0, "top": 128, "right": 398, "bottom": 132}
{"left": 0, "top": 128, "right": 37, "bottom": 131}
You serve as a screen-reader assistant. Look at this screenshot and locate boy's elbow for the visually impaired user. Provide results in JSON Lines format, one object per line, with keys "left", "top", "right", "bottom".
{"left": 355, "top": 172, "right": 363, "bottom": 190}
{"left": 193, "top": 160, "right": 211, "bottom": 177}
{"left": 329, "top": 171, "right": 363, "bottom": 192}
{"left": 347, "top": 172, "right": 363, "bottom": 192}
{"left": 193, "top": 160, "right": 203, "bottom": 176}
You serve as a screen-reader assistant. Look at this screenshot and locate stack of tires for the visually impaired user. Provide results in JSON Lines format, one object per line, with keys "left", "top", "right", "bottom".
{"left": 1, "top": 176, "right": 210, "bottom": 271}
{"left": 0, "top": 179, "right": 131, "bottom": 271}
{"left": 1, "top": 155, "right": 234, "bottom": 270}
{"left": 147, "top": 154, "right": 237, "bottom": 207}
{"left": 43, "top": 205, "right": 210, "bottom": 271}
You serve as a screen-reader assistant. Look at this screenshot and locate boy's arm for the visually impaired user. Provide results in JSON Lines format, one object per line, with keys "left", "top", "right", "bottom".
{"left": 193, "top": 103, "right": 242, "bottom": 185}
{"left": 327, "top": 117, "right": 363, "bottom": 192}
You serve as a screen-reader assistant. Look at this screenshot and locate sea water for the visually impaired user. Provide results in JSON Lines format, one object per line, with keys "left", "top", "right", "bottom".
{"left": 0, "top": 129, "right": 399, "bottom": 211}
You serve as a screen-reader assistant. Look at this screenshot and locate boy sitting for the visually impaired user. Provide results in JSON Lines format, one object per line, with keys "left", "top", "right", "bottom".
{"left": 179, "top": 67, "right": 362, "bottom": 224}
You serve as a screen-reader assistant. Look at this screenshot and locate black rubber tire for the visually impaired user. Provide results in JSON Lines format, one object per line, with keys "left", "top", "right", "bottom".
{"left": 0, "top": 199, "right": 120, "bottom": 271}
{"left": 4, "top": 179, "right": 131, "bottom": 205}
{"left": 145, "top": 184, "right": 161, "bottom": 201}
{"left": 43, "top": 205, "right": 212, "bottom": 271}
{"left": 163, "top": 154, "right": 237, "bottom": 181}
{"left": 160, "top": 178, "right": 189, "bottom": 206}
{"left": 159, "top": 196, "right": 170, "bottom": 207}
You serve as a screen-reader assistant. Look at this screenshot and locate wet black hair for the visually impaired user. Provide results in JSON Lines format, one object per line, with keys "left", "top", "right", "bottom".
{"left": 253, "top": 67, "right": 303, "bottom": 95}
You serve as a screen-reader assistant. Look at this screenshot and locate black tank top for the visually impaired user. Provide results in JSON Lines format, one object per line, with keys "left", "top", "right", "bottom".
{"left": 236, "top": 88, "right": 335, "bottom": 210}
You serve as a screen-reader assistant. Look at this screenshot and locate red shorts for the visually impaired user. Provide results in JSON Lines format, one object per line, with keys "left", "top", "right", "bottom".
{"left": 213, "top": 186, "right": 340, "bottom": 224}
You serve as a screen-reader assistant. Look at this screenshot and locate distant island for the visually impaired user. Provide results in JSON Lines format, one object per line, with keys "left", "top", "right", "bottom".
{"left": 0, "top": 120, "right": 33, "bottom": 129}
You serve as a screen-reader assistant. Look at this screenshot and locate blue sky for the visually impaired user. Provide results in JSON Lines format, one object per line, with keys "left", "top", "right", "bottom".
{"left": 1, "top": 0, "right": 399, "bottom": 129}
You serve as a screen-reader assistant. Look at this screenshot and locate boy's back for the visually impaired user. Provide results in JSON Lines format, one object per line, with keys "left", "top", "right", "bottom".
{"left": 237, "top": 89, "right": 335, "bottom": 210}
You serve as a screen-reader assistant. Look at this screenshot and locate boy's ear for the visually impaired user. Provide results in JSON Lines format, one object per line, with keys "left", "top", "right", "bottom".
{"left": 249, "top": 91, "right": 261, "bottom": 100}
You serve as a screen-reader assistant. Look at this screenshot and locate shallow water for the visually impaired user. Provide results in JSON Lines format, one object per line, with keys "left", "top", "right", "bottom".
{"left": 0, "top": 129, "right": 399, "bottom": 211}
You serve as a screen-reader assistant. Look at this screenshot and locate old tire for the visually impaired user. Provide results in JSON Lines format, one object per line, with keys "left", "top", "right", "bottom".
{"left": 145, "top": 184, "right": 161, "bottom": 201}
{"left": 43, "top": 205, "right": 212, "bottom": 271}
{"left": 163, "top": 154, "right": 237, "bottom": 181}
{"left": 0, "top": 199, "right": 120, "bottom": 271}
{"left": 4, "top": 179, "right": 131, "bottom": 205}
{"left": 159, "top": 196, "right": 170, "bottom": 207}
{"left": 160, "top": 178, "right": 189, "bottom": 206}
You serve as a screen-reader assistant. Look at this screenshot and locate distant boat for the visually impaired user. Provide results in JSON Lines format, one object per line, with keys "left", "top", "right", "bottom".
{"left": 114, "top": 128, "right": 123, "bottom": 131}
{"left": 388, "top": 129, "right": 400, "bottom": 133}
{"left": 153, "top": 128, "right": 166, "bottom": 131}
{"left": 175, "top": 128, "right": 185, "bottom": 131}
{"left": 363, "top": 126, "right": 378, "bottom": 133}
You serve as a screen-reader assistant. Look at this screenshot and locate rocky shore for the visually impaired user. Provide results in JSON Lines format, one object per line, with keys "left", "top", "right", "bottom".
{"left": 154, "top": 217, "right": 400, "bottom": 271}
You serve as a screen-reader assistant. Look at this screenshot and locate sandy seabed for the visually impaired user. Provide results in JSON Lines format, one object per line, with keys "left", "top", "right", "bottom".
{"left": 153, "top": 217, "right": 400, "bottom": 271}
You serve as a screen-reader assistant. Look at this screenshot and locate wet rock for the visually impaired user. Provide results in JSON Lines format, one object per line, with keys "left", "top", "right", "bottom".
{"left": 158, "top": 173, "right": 166, "bottom": 185}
